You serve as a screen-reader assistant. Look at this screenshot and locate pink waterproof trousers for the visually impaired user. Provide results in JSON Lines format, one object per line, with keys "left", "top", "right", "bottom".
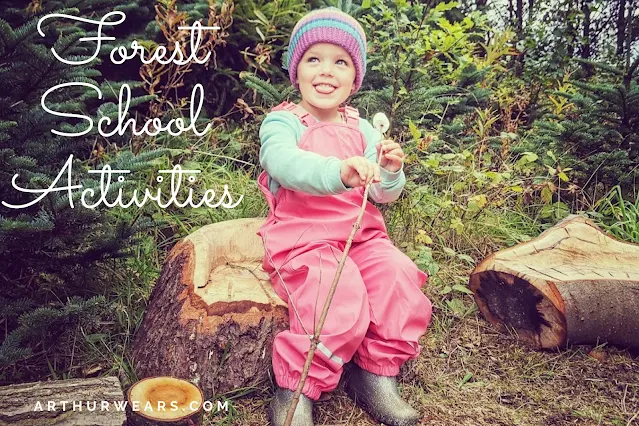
{"left": 257, "top": 102, "right": 432, "bottom": 400}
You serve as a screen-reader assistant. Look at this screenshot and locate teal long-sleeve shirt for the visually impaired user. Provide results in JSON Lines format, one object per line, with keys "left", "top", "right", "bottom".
{"left": 259, "top": 110, "right": 406, "bottom": 204}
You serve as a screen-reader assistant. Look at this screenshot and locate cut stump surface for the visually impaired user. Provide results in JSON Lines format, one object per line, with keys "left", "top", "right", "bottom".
{"left": 125, "top": 377, "right": 204, "bottom": 426}
{"left": 470, "top": 215, "right": 639, "bottom": 349}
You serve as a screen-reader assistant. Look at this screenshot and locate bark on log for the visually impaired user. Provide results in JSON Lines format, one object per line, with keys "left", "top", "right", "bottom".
{"left": 131, "top": 218, "right": 288, "bottom": 399}
{"left": 470, "top": 215, "right": 639, "bottom": 349}
{"left": 0, "top": 376, "right": 126, "bottom": 425}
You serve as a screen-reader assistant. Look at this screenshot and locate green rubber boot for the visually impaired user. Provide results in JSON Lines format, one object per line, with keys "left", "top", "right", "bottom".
{"left": 345, "top": 364, "right": 420, "bottom": 426}
{"left": 268, "top": 388, "right": 314, "bottom": 426}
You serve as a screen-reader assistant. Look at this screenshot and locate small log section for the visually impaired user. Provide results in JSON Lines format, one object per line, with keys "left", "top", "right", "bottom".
{"left": 131, "top": 218, "right": 288, "bottom": 399}
{"left": 470, "top": 215, "right": 639, "bottom": 349}
{"left": 0, "top": 376, "right": 126, "bottom": 425}
{"left": 125, "top": 377, "right": 203, "bottom": 426}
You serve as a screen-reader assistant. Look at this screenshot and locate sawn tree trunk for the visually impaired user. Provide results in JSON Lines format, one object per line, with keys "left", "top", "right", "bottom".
{"left": 130, "top": 218, "right": 288, "bottom": 399}
{"left": 470, "top": 215, "right": 639, "bottom": 349}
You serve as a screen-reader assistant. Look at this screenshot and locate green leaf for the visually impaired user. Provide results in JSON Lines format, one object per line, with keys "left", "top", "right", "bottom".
{"left": 457, "top": 371, "right": 473, "bottom": 388}
{"left": 452, "top": 284, "right": 474, "bottom": 294}
{"left": 255, "top": 26, "right": 265, "bottom": 42}
{"left": 408, "top": 119, "right": 421, "bottom": 141}
{"left": 450, "top": 217, "right": 464, "bottom": 234}
{"left": 517, "top": 152, "right": 538, "bottom": 166}
{"left": 485, "top": 171, "right": 502, "bottom": 183}
{"left": 467, "top": 194, "right": 487, "bottom": 213}
{"left": 416, "top": 230, "right": 433, "bottom": 245}
{"left": 540, "top": 204, "right": 554, "bottom": 218}
{"left": 435, "top": 1, "right": 459, "bottom": 13}
{"left": 253, "top": 9, "right": 269, "bottom": 25}
{"left": 423, "top": 158, "right": 440, "bottom": 168}
{"left": 524, "top": 152, "right": 539, "bottom": 162}
{"left": 446, "top": 298, "right": 465, "bottom": 315}
{"left": 443, "top": 247, "right": 456, "bottom": 257}
{"left": 84, "top": 333, "right": 107, "bottom": 343}
{"left": 456, "top": 254, "right": 475, "bottom": 266}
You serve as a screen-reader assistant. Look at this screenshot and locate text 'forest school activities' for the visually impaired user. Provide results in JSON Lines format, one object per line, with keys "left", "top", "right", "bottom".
{"left": 2, "top": 11, "right": 244, "bottom": 210}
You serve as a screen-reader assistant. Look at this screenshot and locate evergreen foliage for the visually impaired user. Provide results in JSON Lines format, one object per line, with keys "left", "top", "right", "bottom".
{"left": 240, "top": 72, "right": 296, "bottom": 107}
{"left": 0, "top": 6, "right": 164, "bottom": 378}
{"left": 524, "top": 59, "right": 639, "bottom": 188}
{"left": 0, "top": 296, "right": 106, "bottom": 371}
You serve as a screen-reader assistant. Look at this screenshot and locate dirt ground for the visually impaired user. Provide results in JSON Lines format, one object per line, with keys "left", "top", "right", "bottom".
{"left": 207, "top": 305, "right": 638, "bottom": 426}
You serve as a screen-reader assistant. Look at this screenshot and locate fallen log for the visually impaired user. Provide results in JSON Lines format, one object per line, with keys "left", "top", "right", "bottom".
{"left": 0, "top": 376, "right": 126, "bottom": 425}
{"left": 469, "top": 215, "right": 639, "bottom": 349}
{"left": 131, "top": 218, "right": 288, "bottom": 399}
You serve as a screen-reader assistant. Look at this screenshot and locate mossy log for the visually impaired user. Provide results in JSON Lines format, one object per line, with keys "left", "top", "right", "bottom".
{"left": 470, "top": 215, "right": 639, "bottom": 349}
{"left": 131, "top": 218, "right": 288, "bottom": 399}
{"left": 0, "top": 376, "right": 126, "bottom": 425}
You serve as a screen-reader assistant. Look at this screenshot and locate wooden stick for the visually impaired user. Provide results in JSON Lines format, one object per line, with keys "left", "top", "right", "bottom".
{"left": 283, "top": 136, "right": 387, "bottom": 426}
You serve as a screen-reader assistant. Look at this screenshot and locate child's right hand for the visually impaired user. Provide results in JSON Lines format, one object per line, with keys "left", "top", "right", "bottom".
{"left": 340, "top": 157, "right": 381, "bottom": 188}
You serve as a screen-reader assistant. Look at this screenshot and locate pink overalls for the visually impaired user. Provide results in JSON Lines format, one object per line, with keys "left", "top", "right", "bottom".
{"left": 257, "top": 102, "right": 432, "bottom": 400}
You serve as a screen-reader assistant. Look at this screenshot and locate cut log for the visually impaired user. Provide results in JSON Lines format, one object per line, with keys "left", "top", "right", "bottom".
{"left": 469, "top": 215, "right": 639, "bottom": 349}
{"left": 125, "top": 377, "right": 203, "bottom": 426}
{"left": 131, "top": 218, "right": 288, "bottom": 399}
{"left": 0, "top": 376, "right": 126, "bottom": 425}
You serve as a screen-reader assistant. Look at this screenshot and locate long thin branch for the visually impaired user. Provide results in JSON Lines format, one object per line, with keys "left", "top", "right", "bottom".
{"left": 283, "top": 141, "right": 387, "bottom": 426}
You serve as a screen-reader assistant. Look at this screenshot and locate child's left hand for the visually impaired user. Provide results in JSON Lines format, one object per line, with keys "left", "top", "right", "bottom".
{"left": 377, "top": 139, "right": 405, "bottom": 173}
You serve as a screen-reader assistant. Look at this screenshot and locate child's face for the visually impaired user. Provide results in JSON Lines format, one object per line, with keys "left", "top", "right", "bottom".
{"left": 296, "top": 43, "right": 356, "bottom": 112}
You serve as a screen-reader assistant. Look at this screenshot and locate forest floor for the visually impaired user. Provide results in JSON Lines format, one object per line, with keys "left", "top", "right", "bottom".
{"left": 202, "top": 264, "right": 639, "bottom": 426}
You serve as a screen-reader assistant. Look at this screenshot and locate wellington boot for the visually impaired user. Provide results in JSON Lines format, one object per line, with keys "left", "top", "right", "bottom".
{"left": 345, "top": 364, "right": 420, "bottom": 426}
{"left": 268, "top": 388, "right": 314, "bottom": 426}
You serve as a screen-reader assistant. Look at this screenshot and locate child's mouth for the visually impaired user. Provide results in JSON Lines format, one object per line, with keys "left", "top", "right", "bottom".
{"left": 314, "top": 83, "right": 337, "bottom": 94}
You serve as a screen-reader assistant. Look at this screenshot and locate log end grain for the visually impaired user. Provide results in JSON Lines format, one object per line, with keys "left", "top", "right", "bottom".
{"left": 125, "top": 377, "right": 203, "bottom": 426}
{"left": 470, "top": 270, "right": 566, "bottom": 349}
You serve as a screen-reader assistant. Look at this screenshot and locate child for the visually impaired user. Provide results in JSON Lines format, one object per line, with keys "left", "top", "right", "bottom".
{"left": 256, "top": 8, "right": 432, "bottom": 426}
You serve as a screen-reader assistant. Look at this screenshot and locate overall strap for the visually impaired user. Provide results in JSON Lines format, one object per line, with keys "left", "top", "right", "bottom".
{"left": 272, "top": 102, "right": 316, "bottom": 127}
{"left": 342, "top": 105, "right": 360, "bottom": 126}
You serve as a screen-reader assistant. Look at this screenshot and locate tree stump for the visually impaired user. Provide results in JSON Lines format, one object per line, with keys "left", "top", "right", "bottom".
{"left": 125, "top": 377, "right": 204, "bottom": 426}
{"left": 131, "top": 218, "right": 288, "bottom": 399}
{"left": 470, "top": 215, "right": 639, "bottom": 349}
{"left": 0, "top": 376, "right": 126, "bottom": 425}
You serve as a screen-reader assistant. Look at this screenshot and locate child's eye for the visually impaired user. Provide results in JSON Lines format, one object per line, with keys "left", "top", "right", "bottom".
{"left": 336, "top": 59, "right": 349, "bottom": 66}
{"left": 307, "top": 57, "right": 319, "bottom": 63}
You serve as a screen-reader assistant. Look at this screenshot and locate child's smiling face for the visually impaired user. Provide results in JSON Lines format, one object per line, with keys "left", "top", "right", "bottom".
{"left": 296, "top": 43, "right": 356, "bottom": 115}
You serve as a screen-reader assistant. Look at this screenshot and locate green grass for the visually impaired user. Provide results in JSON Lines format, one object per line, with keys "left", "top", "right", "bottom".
{"left": 591, "top": 185, "right": 639, "bottom": 243}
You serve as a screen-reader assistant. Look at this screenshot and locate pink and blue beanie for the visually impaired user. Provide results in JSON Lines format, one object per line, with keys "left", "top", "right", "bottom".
{"left": 284, "top": 8, "right": 367, "bottom": 93}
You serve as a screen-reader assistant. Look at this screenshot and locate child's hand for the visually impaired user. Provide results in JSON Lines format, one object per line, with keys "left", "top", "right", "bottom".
{"left": 377, "top": 140, "right": 405, "bottom": 173}
{"left": 340, "top": 156, "right": 381, "bottom": 188}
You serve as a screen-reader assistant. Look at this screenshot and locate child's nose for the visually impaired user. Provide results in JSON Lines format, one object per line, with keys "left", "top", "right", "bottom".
{"left": 319, "top": 63, "right": 334, "bottom": 76}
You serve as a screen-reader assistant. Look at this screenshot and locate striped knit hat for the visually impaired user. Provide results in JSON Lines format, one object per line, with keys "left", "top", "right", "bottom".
{"left": 284, "top": 8, "right": 367, "bottom": 93}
